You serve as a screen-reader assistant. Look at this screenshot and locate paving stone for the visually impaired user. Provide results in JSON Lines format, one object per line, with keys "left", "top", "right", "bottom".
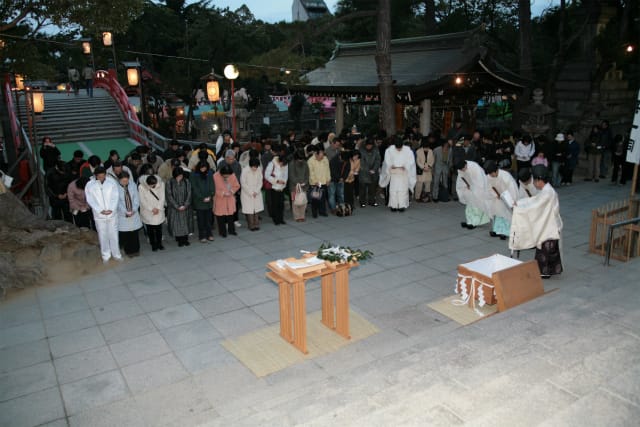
{"left": 174, "top": 340, "right": 236, "bottom": 374}
{"left": 539, "top": 389, "right": 640, "bottom": 427}
{"left": 192, "top": 292, "right": 245, "bottom": 317}
{"left": 0, "top": 299, "right": 42, "bottom": 329}
{"left": 0, "top": 361, "right": 57, "bottom": 402}
{"left": 54, "top": 346, "right": 117, "bottom": 384}
{"left": 232, "top": 283, "right": 278, "bottom": 306}
{"left": 134, "top": 378, "right": 212, "bottom": 426}
{"left": 208, "top": 307, "right": 267, "bottom": 337}
{"left": 127, "top": 277, "right": 174, "bottom": 298}
{"left": 148, "top": 303, "right": 202, "bottom": 330}
{"left": 61, "top": 370, "right": 129, "bottom": 415}
{"left": 121, "top": 353, "right": 188, "bottom": 394}
{"left": 0, "top": 387, "right": 65, "bottom": 427}
{"left": 136, "top": 288, "right": 187, "bottom": 313}
{"left": 48, "top": 326, "right": 105, "bottom": 359}
{"left": 92, "top": 298, "right": 144, "bottom": 325}
{"left": 98, "top": 313, "right": 156, "bottom": 345}
{"left": 0, "top": 321, "right": 46, "bottom": 350}
{"left": 84, "top": 285, "right": 134, "bottom": 308}
{"left": 160, "top": 318, "right": 221, "bottom": 351}
{"left": 67, "top": 397, "right": 143, "bottom": 427}
{"left": 109, "top": 331, "right": 170, "bottom": 367}
{"left": 44, "top": 309, "right": 97, "bottom": 338}
{"left": 0, "top": 339, "right": 51, "bottom": 374}
{"left": 178, "top": 280, "right": 228, "bottom": 302}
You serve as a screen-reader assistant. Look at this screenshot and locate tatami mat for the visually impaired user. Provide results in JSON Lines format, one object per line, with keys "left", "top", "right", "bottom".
{"left": 427, "top": 295, "right": 498, "bottom": 326}
{"left": 222, "top": 310, "right": 378, "bottom": 377}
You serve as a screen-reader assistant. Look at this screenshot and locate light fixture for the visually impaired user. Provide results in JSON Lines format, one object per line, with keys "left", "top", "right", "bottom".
{"left": 206, "top": 73, "right": 220, "bottom": 102}
{"left": 127, "top": 68, "right": 139, "bottom": 86}
{"left": 32, "top": 92, "right": 45, "bottom": 113}
{"left": 15, "top": 74, "right": 24, "bottom": 90}
{"left": 224, "top": 64, "right": 239, "bottom": 80}
{"left": 625, "top": 44, "right": 635, "bottom": 53}
{"left": 223, "top": 64, "right": 240, "bottom": 142}
{"left": 454, "top": 76, "right": 463, "bottom": 85}
{"left": 81, "top": 41, "right": 91, "bottom": 55}
{"left": 102, "top": 32, "right": 113, "bottom": 47}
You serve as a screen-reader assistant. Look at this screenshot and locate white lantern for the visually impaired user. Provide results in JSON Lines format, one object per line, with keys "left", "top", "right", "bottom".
{"left": 102, "top": 32, "right": 113, "bottom": 47}
{"left": 206, "top": 80, "right": 220, "bottom": 102}
{"left": 32, "top": 92, "right": 45, "bottom": 113}
{"left": 82, "top": 41, "right": 91, "bottom": 55}
{"left": 127, "top": 67, "right": 139, "bottom": 86}
{"left": 224, "top": 64, "right": 239, "bottom": 80}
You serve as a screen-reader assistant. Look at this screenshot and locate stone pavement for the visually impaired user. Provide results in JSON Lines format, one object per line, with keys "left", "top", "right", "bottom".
{"left": 1, "top": 179, "right": 639, "bottom": 427}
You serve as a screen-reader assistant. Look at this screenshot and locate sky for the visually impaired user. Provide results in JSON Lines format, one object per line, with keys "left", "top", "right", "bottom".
{"left": 211, "top": 0, "right": 559, "bottom": 23}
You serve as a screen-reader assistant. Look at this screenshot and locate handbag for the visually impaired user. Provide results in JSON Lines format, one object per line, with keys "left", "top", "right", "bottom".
{"left": 263, "top": 166, "right": 275, "bottom": 190}
{"left": 310, "top": 185, "right": 323, "bottom": 201}
{"left": 293, "top": 183, "right": 307, "bottom": 206}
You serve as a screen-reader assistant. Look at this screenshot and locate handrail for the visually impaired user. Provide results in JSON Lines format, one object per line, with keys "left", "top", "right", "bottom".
{"left": 3, "top": 74, "right": 22, "bottom": 151}
{"left": 604, "top": 216, "right": 640, "bottom": 265}
{"left": 94, "top": 69, "right": 144, "bottom": 145}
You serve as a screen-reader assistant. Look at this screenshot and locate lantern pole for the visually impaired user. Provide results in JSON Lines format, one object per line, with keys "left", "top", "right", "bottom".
{"left": 224, "top": 64, "right": 239, "bottom": 142}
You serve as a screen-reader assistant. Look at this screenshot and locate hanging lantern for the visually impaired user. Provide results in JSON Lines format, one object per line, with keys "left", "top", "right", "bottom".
{"left": 15, "top": 74, "right": 24, "bottom": 90}
{"left": 127, "top": 67, "right": 139, "bottom": 86}
{"left": 32, "top": 92, "right": 45, "bottom": 113}
{"left": 82, "top": 41, "right": 92, "bottom": 55}
{"left": 206, "top": 79, "right": 220, "bottom": 102}
{"left": 102, "top": 32, "right": 113, "bottom": 47}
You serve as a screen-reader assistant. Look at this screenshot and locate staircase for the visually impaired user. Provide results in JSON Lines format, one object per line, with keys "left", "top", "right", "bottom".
{"left": 17, "top": 88, "right": 130, "bottom": 144}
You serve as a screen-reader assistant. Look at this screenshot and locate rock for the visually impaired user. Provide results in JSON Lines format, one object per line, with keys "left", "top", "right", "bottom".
{"left": 0, "top": 190, "right": 103, "bottom": 299}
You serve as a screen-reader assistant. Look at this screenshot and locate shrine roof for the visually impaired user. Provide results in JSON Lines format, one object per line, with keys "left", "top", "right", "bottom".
{"left": 293, "top": 28, "right": 527, "bottom": 99}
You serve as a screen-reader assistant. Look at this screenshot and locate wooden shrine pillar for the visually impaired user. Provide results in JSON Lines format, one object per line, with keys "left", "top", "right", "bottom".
{"left": 335, "top": 97, "right": 345, "bottom": 134}
{"left": 420, "top": 99, "right": 432, "bottom": 136}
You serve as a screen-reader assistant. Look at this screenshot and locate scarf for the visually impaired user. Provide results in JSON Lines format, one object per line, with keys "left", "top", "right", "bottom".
{"left": 122, "top": 183, "right": 132, "bottom": 212}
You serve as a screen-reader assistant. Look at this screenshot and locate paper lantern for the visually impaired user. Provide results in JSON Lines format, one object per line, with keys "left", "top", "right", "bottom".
{"left": 82, "top": 41, "right": 91, "bottom": 55}
{"left": 15, "top": 74, "right": 24, "bottom": 90}
{"left": 102, "top": 32, "right": 113, "bottom": 47}
{"left": 206, "top": 80, "right": 220, "bottom": 102}
{"left": 32, "top": 92, "right": 45, "bottom": 113}
{"left": 127, "top": 67, "right": 139, "bottom": 86}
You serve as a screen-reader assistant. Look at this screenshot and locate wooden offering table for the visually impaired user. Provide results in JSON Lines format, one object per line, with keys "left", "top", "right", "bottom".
{"left": 266, "top": 255, "right": 358, "bottom": 354}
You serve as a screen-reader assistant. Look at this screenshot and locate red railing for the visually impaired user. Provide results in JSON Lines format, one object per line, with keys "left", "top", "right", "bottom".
{"left": 94, "top": 69, "right": 145, "bottom": 145}
{"left": 3, "top": 74, "right": 22, "bottom": 151}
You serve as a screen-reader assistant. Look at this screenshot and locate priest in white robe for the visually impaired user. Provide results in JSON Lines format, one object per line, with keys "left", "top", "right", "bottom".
{"left": 86, "top": 166, "right": 122, "bottom": 263}
{"left": 517, "top": 168, "right": 539, "bottom": 200}
{"left": 455, "top": 159, "right": 490, "bottom": 229}
{"left": 484, "top": 160, "right": 518, "bottom": 240}
{"left": 510, "top": 165, "right": 563, "bottom": 278}
{"left": 379, "top": 138, "right": 416, "bottom": 212}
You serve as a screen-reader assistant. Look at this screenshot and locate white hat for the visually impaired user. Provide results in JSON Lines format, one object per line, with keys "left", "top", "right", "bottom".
{"left": 555, "top": 133, "right": 565, "bottom": 142}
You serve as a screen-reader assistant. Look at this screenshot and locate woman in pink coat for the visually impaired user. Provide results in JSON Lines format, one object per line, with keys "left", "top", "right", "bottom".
{"left": 213, "top": 163, "right": 240, "bottom": 237}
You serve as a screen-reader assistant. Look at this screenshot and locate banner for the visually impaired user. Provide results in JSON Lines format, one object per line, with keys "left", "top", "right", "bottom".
{"left": 627, "top": 89, "right": 640, "bottom": 165}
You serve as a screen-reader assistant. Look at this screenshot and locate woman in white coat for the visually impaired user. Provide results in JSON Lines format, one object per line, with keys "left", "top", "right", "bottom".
{"left": 240, "top": 158, "right": 264, "bottom": 231}
{"left": 138, "top": 174, "right": 166, "bottom": 251}
{"left": 116, "top": 171, "right": 143, "bottom": 256}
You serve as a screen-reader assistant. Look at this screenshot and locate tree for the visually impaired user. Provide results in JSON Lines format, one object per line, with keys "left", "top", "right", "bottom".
{"left": 0, "top": 0, "right": 144, "bottom": 34}
{"left": 518, "top": 0, "right": 532, "bottom": 81}
{"left": 375, "top": 0, "right": 396, "bottom": 136}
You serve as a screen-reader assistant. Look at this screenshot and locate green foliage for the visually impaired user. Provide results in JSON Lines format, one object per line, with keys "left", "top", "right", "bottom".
{"left": 316, "top": 242, "right": 373, "bottom": 263}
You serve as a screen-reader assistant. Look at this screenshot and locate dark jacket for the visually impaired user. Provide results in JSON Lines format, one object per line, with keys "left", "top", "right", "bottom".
{"left": 330, "top": 155, "right": 350, "bottom": 183}
{"left": 190, "top": 170, "right": 215, "bottom": 210}
{"left": 359, "top": 147, "right": 381, "bottom": 184}
{"left": 40, "top": 145, "right": 61, "bottom": 170}
{"left": 288, "top": 159, "right": 310, "bottom": 191}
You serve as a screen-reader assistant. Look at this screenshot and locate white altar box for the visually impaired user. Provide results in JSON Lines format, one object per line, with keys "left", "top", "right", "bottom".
{"left": 456, "top": 254, "right": 523, "bottom": 306}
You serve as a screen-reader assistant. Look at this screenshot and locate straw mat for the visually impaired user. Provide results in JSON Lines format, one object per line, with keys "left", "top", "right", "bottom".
{"left": 222, "top": 310, "right": 378, "bottom": 377}
{"left": 427, "top": 295, "right": 498, "bottom": 326}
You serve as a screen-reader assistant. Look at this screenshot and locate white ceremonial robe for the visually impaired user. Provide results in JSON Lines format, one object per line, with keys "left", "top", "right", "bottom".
{"left": 517, "top": 180, "right": 539, "bottom": 200}
{"left": 456, "top": 161, "right": 490, "bottom": 216}
{"left": 86, "top": 176, "right": 122, "bottom": 261}
{"left": 509, "top": 183, "right": 562, "bottom": 251}
{"left": 486, "top": 169, "right": 518, "bottom": 220}
{"left": 379, "top": 146, "right": 417, "bottom": 209}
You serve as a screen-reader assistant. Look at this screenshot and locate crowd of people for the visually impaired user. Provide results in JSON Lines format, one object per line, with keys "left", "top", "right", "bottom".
{"left": 38, "top": 121, "right": 628, "bottom": 271}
